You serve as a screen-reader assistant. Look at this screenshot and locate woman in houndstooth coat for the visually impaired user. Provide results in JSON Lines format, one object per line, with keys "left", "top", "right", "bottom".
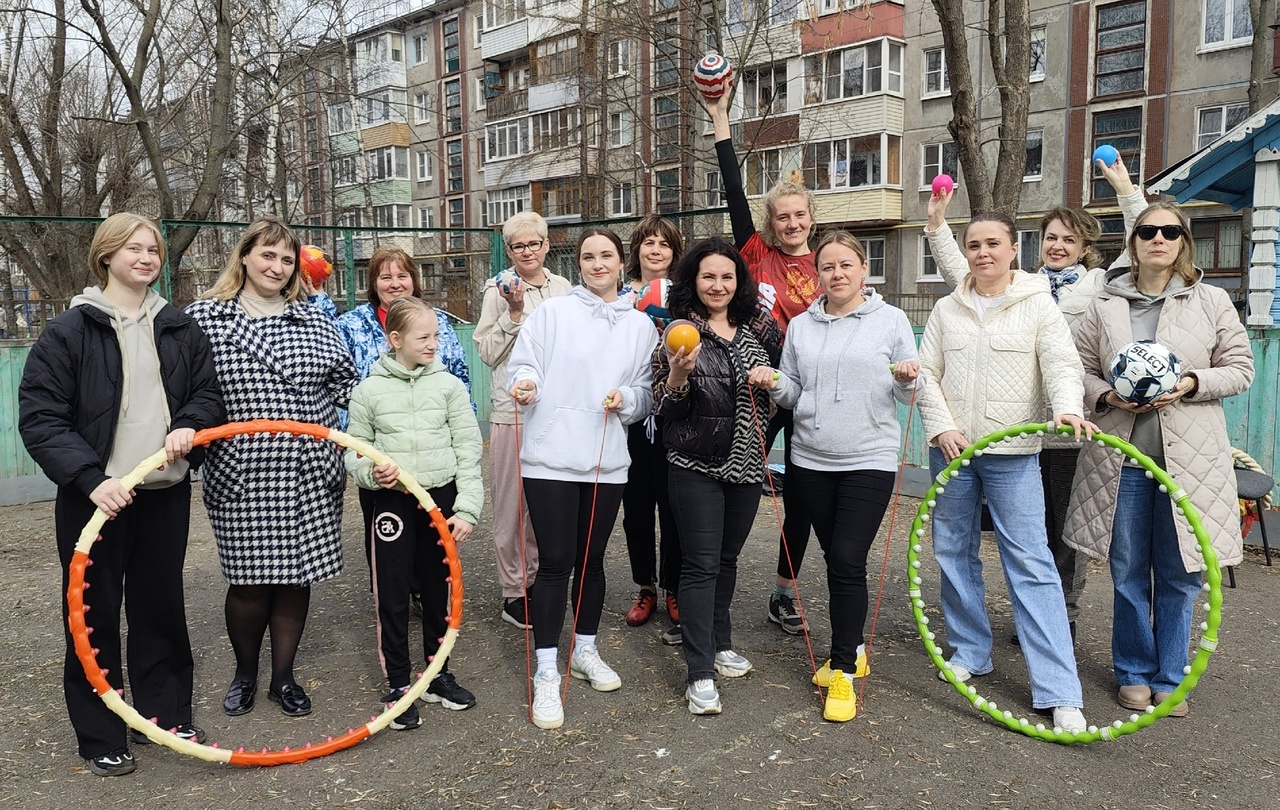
{"left": 187, "top": 217, "right": 359, "bottom": 719}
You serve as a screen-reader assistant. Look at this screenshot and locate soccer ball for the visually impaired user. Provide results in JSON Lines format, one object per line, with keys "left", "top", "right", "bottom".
{"left": 300, "top": 245, "right": 333, "bottom": 286}
{"left": 694, "top": 53, "right": 733, "bottom": 101}
{"left": 636, "top": 278, "right": 673, "bottom": 325}
{"left": 1108, "top": 340, "right": 1182, "bottom": 405}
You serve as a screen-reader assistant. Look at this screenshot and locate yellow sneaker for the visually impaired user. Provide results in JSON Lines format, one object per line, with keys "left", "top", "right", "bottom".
{"left": 823, "top": 670, "right": 857, "bottom": 722}
{"left": 813, "top": 653, "right": 869, "bottom": 687}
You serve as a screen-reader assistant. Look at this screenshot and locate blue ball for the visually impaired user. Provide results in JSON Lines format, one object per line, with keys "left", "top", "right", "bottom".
{"left": 1093, "top": 145, "right": 1119, "bottom": 167}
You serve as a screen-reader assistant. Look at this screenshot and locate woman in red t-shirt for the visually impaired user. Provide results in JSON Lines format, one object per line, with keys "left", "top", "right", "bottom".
{"left": 705, "top": 89, "right": 821, "bottom": 635}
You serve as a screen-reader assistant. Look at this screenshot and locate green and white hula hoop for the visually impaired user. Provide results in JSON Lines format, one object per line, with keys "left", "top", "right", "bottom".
{"left": 907, "top": 422, "right": 1223, "bottom": 744}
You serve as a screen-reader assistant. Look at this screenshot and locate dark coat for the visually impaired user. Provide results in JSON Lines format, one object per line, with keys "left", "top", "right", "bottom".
{"left": 19, "top": 302, "right": 226, "bottom": 496}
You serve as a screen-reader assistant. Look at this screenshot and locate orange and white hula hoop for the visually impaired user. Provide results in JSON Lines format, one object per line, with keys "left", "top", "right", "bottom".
{"left": 65, "top": 420, "right": 464, "bottom": 766}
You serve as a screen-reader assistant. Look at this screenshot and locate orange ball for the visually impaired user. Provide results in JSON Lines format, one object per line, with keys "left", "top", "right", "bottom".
{"left": 300, "top": 245, "right": 334, "bottom": 286}
{"left": 664, "top": 322, "right": 701, "bottom": 355}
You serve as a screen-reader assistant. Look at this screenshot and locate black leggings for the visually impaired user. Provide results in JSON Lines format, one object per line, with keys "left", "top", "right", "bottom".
{"left": 769, "top": 408, "right": 813, "bottom": 580}
{"left": 622, "top": 418, "right": 681, "bottom": 592}
{"left": 524, "top": 478, "right": 625, "bottom": 650}
{"left": 791, "top": 466, "right": 895, "bottom": 672}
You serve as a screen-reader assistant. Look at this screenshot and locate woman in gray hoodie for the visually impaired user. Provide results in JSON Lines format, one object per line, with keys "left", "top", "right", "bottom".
{"left": 751, "top": 231, "right": 923, "bottom": 722}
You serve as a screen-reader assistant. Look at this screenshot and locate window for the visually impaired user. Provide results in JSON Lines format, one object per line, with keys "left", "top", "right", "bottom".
{"left": 446, "top": 139, "right": 464, "bottom": 191}
{"left": 1091, "top": 108, "right": 1142, "bottom": 200}
{"left": 609, "top": 110, "right": 633, "bottom": 148}
{"left": 421, "top": 261, "right": 440, "bottom": 293}
{"left": 416, "top": 150, "right": 433, "bottom": 181}
{"left": 1204, "top": 0, "right": 1252, "bottom": 48}
{"left": 474, "top": 77, "right": 487, "bottom": 110}
{"left": 863, "top": 237, "right": 886, "bottom": 283}
{"left": 484, "top": 0, "right": 525, "bottom": 30}
{"left": 534, "top": 108, "right": 582, "bottom": 151}
{"left": 390, "top": 34, "right": 404, "bottom": 62}
{"left": 487, "top": 117, "right": 532, "bottom": 161}
{"left": 769, "top": 0, "right": 801, "bottom": 25}
{"left": 706, "top": 171, "right": 723, "bottom": 207}
{"left": 373, "top": 204, "right": 411, "bottom": 229}
{"left": 366, "top": 146, "right": 409, "bottom": 180}
{"left": 741, "top": 64, "right": 788, "bottom": 117}
{"left": 413, "top": 92, "right": 431, "bottom": 124}
{"left": 804, "top": 135, "right": 901, "bottom": 190}
{"left": 609, "top": 40, "right": 631, "bottom": 76}
{"left": 304, "top": 118, "right": 319, "bottom": 157}
{"left": 488, "top": 186, "right": 529, "bottom": 224}
{"left": 1192, "top": 218, "right": 1245, "bottom": 276}
{"left": 363, "top": 89, "right": 407, "bottom": 125}
{"left": 804, "top": 40, "right": 903, "bottom": 104}
{"left": 307, "top": 167, "right": 323, "bottom": 209}
{"left": 656, "top": 168, "right": 681, "bottom": 214}
{"left": 746, "top": 148, "right": 783, "bottom": 196}
{"left": 919, "top": 234, "right": 942, "bottom": 280}
{"left": 328, "top": 102, "right": 353, "bottom": 134}
{"left": 921, "top": 142, "right": 958, "bottom": 188}
{"left": 1029, "top": 26, "right": 1047, "bottom": 81}
{"left": 1197, "top": 103, "right": 1250, "bottom": 149}
{"left": 418, "top": 205, "right": 435, "bottom": 229}
{"left": 1024, "top": 129, "right": 1043, "bottom": 179}
{"left": 540, "top": 178, "right": 583, "bottom": 218}
{"left": 412, "top": 34, "right": 429, "bottom": 65}
{"left": 474, "top": 14, "right": 484, "bottom": 47}
{"left": 611, "top": 183, "right": 634, "bottom": 216}
{"left": 653, "top": 96, "right": 680, "bottom": 161}
{"left": 448, "top": 197, "right": 465, "bottom": 227}
{"left": 444, "top": 79, "right": 462, "bottom": 133}
{"left": 535, "top": 34, "right": 582, "bottom": 81}
{"left": 334, "top": 155, "right": 358, "bottom": 185}
{"left": 442, "top": 18, "right": 460, "bottom": 74}
{"left": 1095, "top": 1, "right": 1146, "bottom": 97}
{"left": 1018, "top": 230, "right": 1041, "bottom": 270}
{"left": 654, "top": 23, "right": 680, "bottom": 89}
{"left": 923, "top": 48, "right": 949, "bottom": 96}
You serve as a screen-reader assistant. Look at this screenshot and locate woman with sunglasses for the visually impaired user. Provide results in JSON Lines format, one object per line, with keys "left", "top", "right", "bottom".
{"left": 1067, "top": 203, "right": 1252, "bottom": 717}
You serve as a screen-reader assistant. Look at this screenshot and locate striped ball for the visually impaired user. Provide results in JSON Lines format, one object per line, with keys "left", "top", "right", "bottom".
{"left": 694, "top": 53, "right": 733, "bottom": 101}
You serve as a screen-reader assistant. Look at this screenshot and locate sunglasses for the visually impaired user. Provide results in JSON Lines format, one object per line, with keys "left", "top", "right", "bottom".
{"left": 1135, "top": 224, "right": 1185, "bottom": 241}
{"left": 508, "top": 239, "right": 545, "bottom": 254}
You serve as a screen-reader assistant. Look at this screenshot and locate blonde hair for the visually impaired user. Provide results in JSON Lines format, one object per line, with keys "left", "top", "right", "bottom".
{"left": 1128, "top": 203, "right": 1198, "bottom": 286}
{"left": 502, "top": 211, "right": 548, "bottom": 244}
{"left": 385, "top": 296, "right": 436, "bottom": 343}
{"left": 205, "top": 216, "right": 304, "bottom": 303}
{"left": 88, "top": 213, "right": 166, "bottom": 287}
{"left": 759, "top": 169, "right": 816, "bottom": 251}
{"left": 813, "top": 230, "right": 867, "bottom": 269}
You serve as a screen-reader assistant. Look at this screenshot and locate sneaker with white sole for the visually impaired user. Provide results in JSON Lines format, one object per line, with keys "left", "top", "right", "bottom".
{"left": 531, "top": 670, "right": 564, "bottom": 729}
{"left": 660, "top": 623, "right": 683, "bottom": 646}
{"left": 1052, "top": 706, "right": 1087, "bottom": 734}
{"left": 937, "top": 661, "right": 974, "bottom": 683}
{"left": 686, "top": 678, "right": 721, "bottom": 715}
{"left": 570, "top": 646, "right": 622, "bottom": 692}
{"left": 86, "top": 748, "right": 136, "bottom": 777}
{"left": 381, "top": 686, "right": 422, "bottom": 730}
{"left": 425, "top": 672, "right": 477, "bottom": 711}
{"left": 713, "top": 649, "right": 753, "bottom": 678}
{"left": 813, "top": 653, "right": 870, "bottom": 687}
{"left": 767, "top": 593, "right": 806, "bottom": 634}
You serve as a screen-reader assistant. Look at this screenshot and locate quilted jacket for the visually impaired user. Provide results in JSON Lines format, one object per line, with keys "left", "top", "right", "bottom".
{"left": 1064, "top": 267, "right": 1254, "bottom": 571}
{"left": 344, "top": 353, "right": 484, "bottom": 525}
{"left": 918, "top": 270, "right": 1084, "bottom": 455}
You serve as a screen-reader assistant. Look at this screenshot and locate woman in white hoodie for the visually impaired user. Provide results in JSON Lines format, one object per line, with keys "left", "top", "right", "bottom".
{"left": 507, "top": 227, "right": 657, "bottom": 730}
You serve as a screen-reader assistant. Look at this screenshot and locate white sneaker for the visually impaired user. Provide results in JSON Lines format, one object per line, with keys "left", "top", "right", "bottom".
{"left": 713, "top": 650, "right": 753, "bottom": 678}
{"left": 937, "top": 661, "right": 973, "bottom": 682}
{"left": 686, "top": 678, "right": 722, "bottom": 715}
{"left": 531, "top": 670, "right": 563, "bottom": 730}
{"left": 1052, "top": 706, "right": 1087, "bottom": 734}
{"left": 569, "top": 646, "right": 622, "bottom": 692}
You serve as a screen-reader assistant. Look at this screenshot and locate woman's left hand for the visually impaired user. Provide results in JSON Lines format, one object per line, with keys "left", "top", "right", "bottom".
{"left": 301, "top": 271, "right": 320, "bottom": 297}
{"left": 892, "top": 360, "right": 920, "bottom": 383}
{"left": 747, "top": 366, "right": 779, "bottom": 389}
{"left": 603, "top": 388, "right": 624, "bottom": 412}
{"left": 446, "top": 515, "right": 473, "bottom": 543}
{"left": 164, "top": 427, "right": 196, "bottom": 462}
{"left": 1054, "top": 413, "right": 1099, "bottom": 442}
{"left": 1149, "top": 374, "right": 1197, "bottom": 410}
{"left": 373, "top": 461, "right": 400, "bottom": 489}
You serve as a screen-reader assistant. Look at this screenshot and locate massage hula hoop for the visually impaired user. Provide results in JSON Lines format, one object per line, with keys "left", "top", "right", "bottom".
{"left": 66, "top": 420, "right": 464, "bottom": 766}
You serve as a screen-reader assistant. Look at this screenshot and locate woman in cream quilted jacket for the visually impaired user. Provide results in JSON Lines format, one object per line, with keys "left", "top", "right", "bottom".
{"left": 918, "top": 211, "right": 1097, "bottom": 734}
{"left": 1066, "top": 202, "right": 1253, "bottom": 718}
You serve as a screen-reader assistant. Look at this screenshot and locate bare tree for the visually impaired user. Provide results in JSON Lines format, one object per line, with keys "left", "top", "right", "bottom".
{"left": 1248, "top": 0, "right": 1277, "bottom": 113}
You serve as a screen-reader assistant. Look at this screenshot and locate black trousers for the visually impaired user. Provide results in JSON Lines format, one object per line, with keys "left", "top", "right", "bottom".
{"left": 669, "top": 466, "right": 761, "bottom": 682}
{"left": 768, "top": 408, "right": 814, "bottom": 579}
{"left": 524, "top": 478, "right": 624, "bottom": 650}
{"left": 791, "top": 466, "right": 895, "bottom": 671}
{"left": 56, "top": 481, "right": 195, "bottom": 759}
{"left": 622, "top": 418, "right": 681, "bottom": 592}
{"left": 368, "top": 485, "right": 455, "bottom": 687}
{"left": 1040, "top": 448, "right": 1088, "bottom": 622}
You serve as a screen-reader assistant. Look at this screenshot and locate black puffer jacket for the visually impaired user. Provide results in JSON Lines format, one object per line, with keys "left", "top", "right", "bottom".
{"left": 654, "top": 309, "right": 782, "bottom": 463}
{"left": 19, "top": 303, "right": 226, "bottom": 497}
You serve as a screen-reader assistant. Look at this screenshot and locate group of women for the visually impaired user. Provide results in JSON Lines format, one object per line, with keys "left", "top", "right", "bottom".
{"left": 21, "top": 108, "right": 1254, "bottom": 771}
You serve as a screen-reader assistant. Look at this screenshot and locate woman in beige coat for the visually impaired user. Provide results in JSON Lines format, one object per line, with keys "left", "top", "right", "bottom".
{"left": 1066, "top": 202, "right": 1253, "bottom": 717}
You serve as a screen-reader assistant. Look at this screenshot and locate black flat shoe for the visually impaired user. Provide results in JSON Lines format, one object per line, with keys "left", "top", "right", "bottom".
{"left": 223, "top": 679, "right": 256, "bottom": 716}
{"left": 267, "top": 682, "right": 312, "bottom": 717}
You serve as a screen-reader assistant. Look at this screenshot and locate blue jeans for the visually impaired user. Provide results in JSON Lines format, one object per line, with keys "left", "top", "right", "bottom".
{"left": 929, "top": 449, "right": 1083, "bottom": 709}
{"left": 1109, "top": 466, "right": 1202, "bottom": 693}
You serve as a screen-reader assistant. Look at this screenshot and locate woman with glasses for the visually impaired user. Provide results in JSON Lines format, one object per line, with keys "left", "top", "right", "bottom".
{"left": 1067, "top": 203, "right": 1253, "bottom": 717}
{"left": 474, "top": 212, "right": 572, "bottom": 630}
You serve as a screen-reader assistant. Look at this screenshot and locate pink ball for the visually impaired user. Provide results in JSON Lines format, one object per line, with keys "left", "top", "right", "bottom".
{"left": 931, "top": 174, "right": 955, "bottom": 195}
{"left": 694, "top": 53, "right": 734, "bottom": 101}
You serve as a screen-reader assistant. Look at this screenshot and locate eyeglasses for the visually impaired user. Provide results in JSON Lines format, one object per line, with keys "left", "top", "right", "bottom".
{"left": 1135, "top": 224, "right": 1185, "bottom": 241}
{"left": 508, "top": 239, "right": 545, "bottom": 254}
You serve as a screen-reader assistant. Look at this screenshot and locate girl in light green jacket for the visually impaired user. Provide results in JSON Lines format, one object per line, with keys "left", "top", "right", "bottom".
{"left": 345, "top": 297, "right": 484, "bottom": 727}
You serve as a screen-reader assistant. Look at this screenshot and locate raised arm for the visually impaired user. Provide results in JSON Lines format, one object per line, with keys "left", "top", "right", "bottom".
{"left": 705, "top": 89, "right": 756, "bottom": 248}
{"left": 923, "top": 188, "right": 968, "bottom": 288}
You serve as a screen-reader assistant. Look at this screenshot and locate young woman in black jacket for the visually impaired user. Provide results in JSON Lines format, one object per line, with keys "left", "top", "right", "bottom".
{"left": 652, "top": 238, "right": 781, "bottom": 716}
{"left": 19, "top": 213, "right": 225, "bottom": 777}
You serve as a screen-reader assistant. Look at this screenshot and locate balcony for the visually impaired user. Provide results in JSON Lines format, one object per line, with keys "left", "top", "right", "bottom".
{"left": 486, "top": 89, "right": 529, "bottom": 121}
{"left": 481, "top": 18, "right": 529, "bottom": 61}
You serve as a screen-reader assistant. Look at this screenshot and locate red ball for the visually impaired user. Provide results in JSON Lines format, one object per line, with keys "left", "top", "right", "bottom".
{"left": 694, "top": 53, "right": 734, "bottom": 101}
{"left": 300, "top": 245, "right": 333, "bottom": 286}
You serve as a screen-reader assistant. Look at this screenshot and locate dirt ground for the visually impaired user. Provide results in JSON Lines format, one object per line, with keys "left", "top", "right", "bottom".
{"left": 0, "top": 467, "right": 1277, "bottom": 810}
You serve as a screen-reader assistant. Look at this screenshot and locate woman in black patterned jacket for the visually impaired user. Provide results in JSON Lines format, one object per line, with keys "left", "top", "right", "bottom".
{"left": 187, "top": 217, "right": 359, "bottom": 720}
{"left": 652, "top": 238, "right": 781, "bottom": 717}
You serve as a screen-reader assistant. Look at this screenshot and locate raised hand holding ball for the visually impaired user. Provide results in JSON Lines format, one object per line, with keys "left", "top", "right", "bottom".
{"left": 694, "top": 53, "right": 734, "bottom": 102}
{"left": 495, "top": 269, "right": 521, "bottom": 295}
{"left": 1093, "top": 144, "right": 1119, "bottom": 168}
{"left": 931, "top": 174, "right": 954, "bottom": 196}
{"left": 664, "top": 320, "right": 701, "bottom": 355}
